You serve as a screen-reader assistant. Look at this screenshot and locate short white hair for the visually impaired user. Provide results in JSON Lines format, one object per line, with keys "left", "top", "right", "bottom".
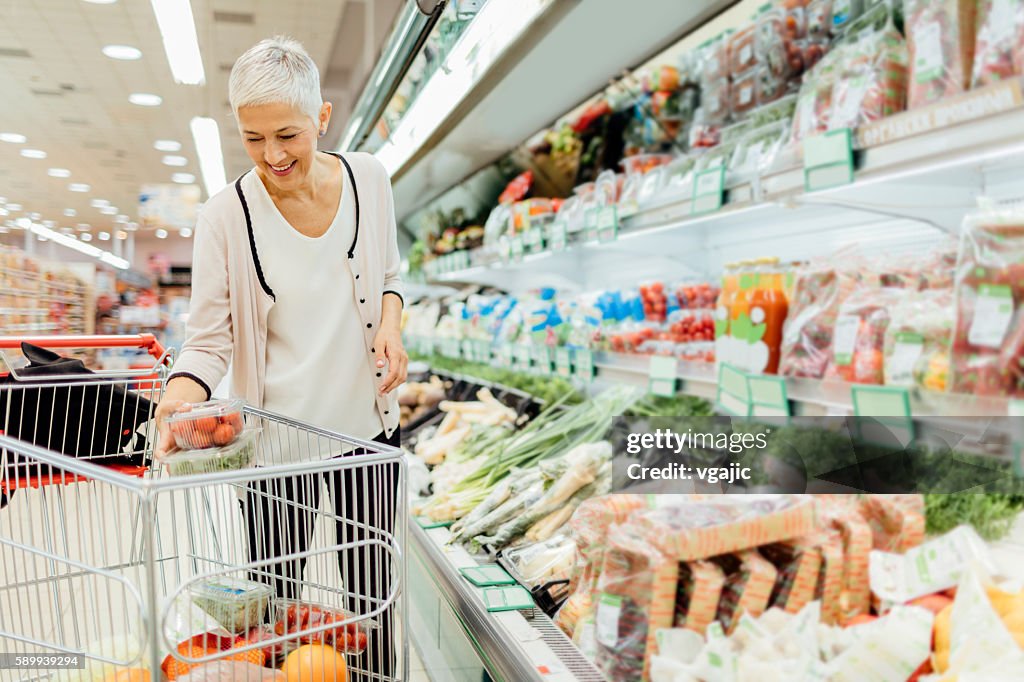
{"left": 229, "top": 36, "right": 323, "bottom": 125}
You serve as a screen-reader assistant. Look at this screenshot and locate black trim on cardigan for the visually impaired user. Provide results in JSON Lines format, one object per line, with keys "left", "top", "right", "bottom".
{"left": 326, "top": 152, "right": 361, "bottom": 259}
{"left": 235, "top": 173, "right": 276, "bottom": 300}
{"left": 168, "top": 371, "right": 212, "bottom": 401}
{"left": 383, "top": 290, "right": 404, "bottom": 307}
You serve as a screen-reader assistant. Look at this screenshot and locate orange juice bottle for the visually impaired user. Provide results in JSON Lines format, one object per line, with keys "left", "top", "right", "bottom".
{"left": 715, "top": 262, "right": 739, "bottom": 367}
{"left": 729, "top": 259, "right": 759, "bottom": 370}
{"left": 745, "top": 257, "right": 789, "bottom": 374}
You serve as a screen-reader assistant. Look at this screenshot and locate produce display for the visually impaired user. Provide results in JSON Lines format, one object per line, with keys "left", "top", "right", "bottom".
{"left": 972, "top": 0, "right": 1024, "bottom": 86}
{"left": 397, "top": 376, "right": 446, "bottom": 426}
{"left": 165, "top": 399, "right": 246, "bottom": 450}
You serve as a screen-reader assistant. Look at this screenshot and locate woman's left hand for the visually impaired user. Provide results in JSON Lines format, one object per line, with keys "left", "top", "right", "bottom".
{"left": 373, "top": 325, "right": 408, "bottom": 394}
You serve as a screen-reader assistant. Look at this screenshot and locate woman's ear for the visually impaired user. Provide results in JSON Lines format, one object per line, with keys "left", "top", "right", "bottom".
{"left": 318, "top": 101, "right": 333, "bottom": 137}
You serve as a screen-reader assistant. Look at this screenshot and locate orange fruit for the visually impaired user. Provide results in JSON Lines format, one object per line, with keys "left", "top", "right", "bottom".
{"left": 281, "top": 644, "right": 347, "bottom": 682}
{"left": 104, "top": 668, "right": 150, "bottom": 682}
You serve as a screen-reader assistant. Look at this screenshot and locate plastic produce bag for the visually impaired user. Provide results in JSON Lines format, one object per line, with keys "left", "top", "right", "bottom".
{"left": 882, "top": 289, "right": 954, "bottom": 390}
{"left": 829, "top": 10, "right": 909, "bottom": 130}
{"left": 859, "top": 494, "right": 926, "bottom": 553}
{"left": 825, "top": 286, "right": 905, "bottom": 385}
{"left": 972, "top": 0, "right": 1024, "bottom": 87}
{"left": 504, "top": 533, "right": 577, "bottom": 588}
{"left": 177, "top": 661, "right": 286, "bottom": 682}
{"left": 674, "top": 560, "right": 727, "bottom": 635}
{"left": 906, "top": 0, "right": 978, "bottom": 108}
{"left": 595, "top": 522, "right": 680, "bottom": 681}
{"left": 712, "top": 550, "right": 778, "bottom": 633}
{"left": 780, "top": 258, "right": 856, "bottom": 378}
{"left": 762, "top": 541, "right": 822, "bottom": 614}
{"left": 951, "top": 207, "right": 1024, "bottom": 396}
{"left": 823, "top": 605, "right": 934, "bottom": 681}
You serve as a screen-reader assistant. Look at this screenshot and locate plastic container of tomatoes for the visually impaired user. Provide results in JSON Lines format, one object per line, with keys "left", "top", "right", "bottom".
{"left": 166, "top": 398, "right": 245, "bottom": 450}
{"left": 189, "top": 576, "right": 273, "bottom": 634}
{"left": 271, "top": 599, "right": 375, "bottom": 655}
{"left": 971, "top": 0, "right": 1024, "bottom": 87}
{"left": 674, "top": 282, "right": 721, "bottom": 310}
{"left": 163, "top": 429, "right": 260, "bottom": 476}
{"left": 639, "top": 281, "right": 672, "bottom": 323}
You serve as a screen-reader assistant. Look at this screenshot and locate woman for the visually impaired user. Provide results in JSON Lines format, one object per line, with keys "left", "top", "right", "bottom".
{"left": 155, "top": 36, "right": 406, "bottom": 680}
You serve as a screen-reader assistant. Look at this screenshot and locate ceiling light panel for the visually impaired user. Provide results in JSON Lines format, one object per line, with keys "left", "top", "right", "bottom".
{"left": 154, "top": 139, "right": 181, "bottom": 152}
{"left": 102, "top": 45, "right": 142, "bottom": 60}
{"left": 162, "top": 155, "right": 188, "bottom": 166}
{"left": 20, "top": 149, "right": 46, "bottom": 159}
{"left": 48, "top": 168, "right": 71, "bottom": 178}
{"left": 151, "top": 0, "right": 206, "bottom": 85}
{"left": 129, "top": 93, "right": 162, "bottom": 106}
{"left": 0, "top": 133, "right": 27, "bottom": 143}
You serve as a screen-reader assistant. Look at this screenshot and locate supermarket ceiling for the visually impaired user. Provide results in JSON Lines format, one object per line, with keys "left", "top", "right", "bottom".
{"left": 0, "top": 0, "right": 402, "bottom": 238}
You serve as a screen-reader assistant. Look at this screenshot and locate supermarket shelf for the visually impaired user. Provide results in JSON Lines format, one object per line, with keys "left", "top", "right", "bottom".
{"left": 408, "top": 522, "right": 603, "bottom": 682}
{"left": 426, "top": 84, "right": 1024, "bottom": 289}
{"left": 390, "top": 0, "right": 735, "bottom": 219}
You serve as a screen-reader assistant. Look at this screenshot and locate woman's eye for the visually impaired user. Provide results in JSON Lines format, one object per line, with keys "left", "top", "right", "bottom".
{"left": 280, "top": 134, "right": 297, "bottom": 140}
{"left": 247, "top": 138, "right": 262, "bottom": 143}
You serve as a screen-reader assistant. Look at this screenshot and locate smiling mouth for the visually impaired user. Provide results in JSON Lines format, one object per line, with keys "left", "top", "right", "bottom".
{"left": 269, "top": 160, "right": 296, "bottom": 175}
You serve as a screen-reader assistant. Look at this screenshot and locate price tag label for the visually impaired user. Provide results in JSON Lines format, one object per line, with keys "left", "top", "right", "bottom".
{"left": 478, "top": 340, "right": 492, "bottom": 363}
{"left": 513, "top": 345, "right": 532, "bottom": 372}
{"left": 970, "top": 284, "right": 1014, "bottom": 348}
{"left": 555, "top": 347, "right": 572, "bottom": 378}
{"left": 804, "top": 128, "right": 854, "bottom": 191}
{"left": 747, "top": 375, "right": 790, "bottom": 420}
{"left": 574, "top": 348, "right": 595, "bottom": 381}
{"left": 583, "top": 208, "right": 600, "bottom": 241}
{"left": 549, "top": 220, "right": 568, "bottom": 252}
{"left": 691, "top": 167, "right": 726, "bottom": 215}
{"left": 510, "top": 235, "right": 525, "bottom": 263}
{"left": 716, "top": 363, "right": 751, "bottom": 417}
{"left": 597, "top": 206, "right": 618, "bottom": 243}
{"left": 524, "top": 227, "right": 545, "bottom": 253}
{"left": 461, "top": 339, "right": 475, "bottom": 361}
{"left": 648, "top": 356, "right": 677, "bottom": 397}
{"left": 851, "top": 385, "right": 914, "bottom": 447}
{"left": 496, "top": 343, "right": 513, "bottom": 368}
{"left": 532, "top": 345, "right": 554, "bottom": 375}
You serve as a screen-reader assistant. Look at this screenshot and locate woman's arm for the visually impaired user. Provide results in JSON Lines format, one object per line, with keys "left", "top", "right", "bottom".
{"left": 157, "top": 212, "right": 234, "bottom": 455}
{"left": 374, "top": 161, "right": 407, "bottom": 394}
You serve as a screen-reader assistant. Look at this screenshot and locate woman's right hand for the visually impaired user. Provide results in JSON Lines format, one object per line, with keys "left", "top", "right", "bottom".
{"left": 155, "top": 377, "right": 208, "bottom": 459}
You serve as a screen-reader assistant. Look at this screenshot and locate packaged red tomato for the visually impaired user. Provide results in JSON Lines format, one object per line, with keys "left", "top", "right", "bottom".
{"left": 906, "top": 0, "right": 978, "bottom": 109}
{"left": 972, "top": 0, "right": 1024, "bottom": 87}
{"left": 165, "top": 398, "right": 245, "bottom": 450}
{"left": 951, "top": 209, "right": 1024, "bottom": 396}
{"left": 272, "top": 599, "right": 375, "bottom": 655}
{"left": 829, "top": 16, "right": 908, "bottom": 130}
{"left": 790, "top": 42, "right": 848, "bottom": 142}
{"left": 731, "top": 69, "right": 759, "bottom": 118}
{"left": 729, "top": 24, "right": 759, "bottom": 77}
{"left": 825, "top": 287, "right": 905, "bottom": 385}
{"left": 639, "top": 281, "right": 670, "bottom": 323}
{"left": 700, "top": 32, "right": 731, "bottom": 84}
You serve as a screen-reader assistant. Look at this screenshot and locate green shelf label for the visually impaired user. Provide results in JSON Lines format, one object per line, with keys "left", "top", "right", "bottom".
{"left": 804, "top": 128, "right": 854, "bottom": 191}
{"left": 747, "top": 375, "right": 790, "bottom": 420}
{"left": 648, "top": 356, "right": 677, "bottom": 397}
{"left": 549, "top": 220, "right": 569, "bottom": 252}
{"left": 510, "top": 235, "right": 525, "bottom": 263}
{"left": 460, "top": 565, "right": 516, "bottom": 587}
{"left": 691, "top": 166, "right": 726, "bottom": 215}
{"left": 513, "top": 345, "right": 532, "bottom": 372}
{"left": 583, "top": 208, "right": 600, "bottom": 241}
{"left": 532, "top": 345, "right": 554, "bottom": 375}
{"left": 482, "top": 585, "right": 535, "bottom": 612}
{"left": 575, "top": 348, "right": 595, "bottom": 381}
{"left": 716, "top": 363, "right": 751, "bottom": 417}
{"left": 555, "top": 347, "right": 572, "bottom": 378}
{"left": 851, "top": 385, "right": 914, "bottom": 447}
{"left": 597, "top": 206, "right": 619, "bottom": 242}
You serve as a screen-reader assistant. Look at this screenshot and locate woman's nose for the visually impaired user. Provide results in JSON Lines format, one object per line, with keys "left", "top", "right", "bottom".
{"left": 265, "top": 141, "right": 287, "bottom": 164}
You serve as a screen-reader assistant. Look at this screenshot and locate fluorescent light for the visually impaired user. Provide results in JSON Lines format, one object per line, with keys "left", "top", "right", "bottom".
{"left": 162, "top": 154, "right": 187, "bottom": 167}
{"left": 64, "top": 208, "right": 77, "bottom": 217}
{"left": 172, "top": 172, "right": 195, "bottom": 184}
{"left": 102, "top": 45, "right": 142, "bottom": 60}
{"left": 0, "top": 197, "right": 5, "bottom": 203}
{"left": 20, "top": 149, "right": 46, "bottom": 159}
{"left": 0, "top": 133, "right": 26, "bottom": 144}
{"left": 23, "top": 219, "right": 129, "bottom": 269}
{"left": 98, "top": 231, "right": 110, "bottom": 241}
{"left": 155, "top": 228, "right": 168, "bottom": 239}
{"left": 129, "top": 93, "right": 162, "bottom": 106}
{"left": 48, "top": 168, "right": 71, "bottom": 178}
{"left": 373, "top": 0, "right": 548, "bottom": 175}
{"left": 0, "top": 208, "right": 8, "bottom": 217}
{"left": 179, "top": 227, "right": 193, "bottom": 238}
{"left": 69, "top": 183, "right": 91, "bottom": 192}
{"left": 42, "top": 220, "right": 56, "bottom": 228}
{"left": 90, "top": 199, "right": 110, "bottom": 208}
{"left": 80, "top": 233, "right": 93, "bottom": 242}
{"left": 150, "top": 0, "right": 205, "bottom": 85}
{"left": 83, "top": 0, "right": 118, "bottom": 4}
{"left": 190, "top": 116, "right": 226, "bottom": 198}
{"left": 28, "top": 213, "right": 41, "bottom": 220}
{"left": 5, "top": 204, "right": 20, "bottom": 211}
{"left": 100, "top": 206, "right": 118, "bottom": 215}
{"left": 154, "top": 139, "right": 181, "bottom": 152}
{"left": 116, "top": 230, "right": 128, "bottom": 240}
{"left": 77, "top": 224, "right": 91, "bottom": 231}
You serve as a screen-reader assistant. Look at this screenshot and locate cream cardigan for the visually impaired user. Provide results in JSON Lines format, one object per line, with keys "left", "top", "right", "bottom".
{"left": 169, "top": 151, "right": 403, "bottom": 437}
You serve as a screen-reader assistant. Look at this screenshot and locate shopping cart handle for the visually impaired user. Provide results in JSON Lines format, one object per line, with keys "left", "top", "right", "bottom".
{"left": 0, "top": 334, "right": 169, "bottom": 363}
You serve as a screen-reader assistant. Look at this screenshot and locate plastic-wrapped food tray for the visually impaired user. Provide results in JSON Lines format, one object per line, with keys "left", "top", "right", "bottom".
{"left": 189, "top": 576, "right": 273, "bottom": 633}
{"left": 163, "top": 429, "right": 260, "bottom": 476}
{"left": 165, "top": 398, "right": 245, "bottom": 450}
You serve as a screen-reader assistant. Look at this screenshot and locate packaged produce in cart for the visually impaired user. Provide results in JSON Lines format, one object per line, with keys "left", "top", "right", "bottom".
{"left": 631, "top": 495, "right": 816, "bottom": 562}
{"left": 188, "top": 576, "right": 273, "bottom": 634}
{"left": 972, "top": 0, "right": 1024, "bottom": 87}
{"left": 906, "top": 0, "right": 978, "bottom": 108}
{"left": 165, "top": 398, "right": 245, "bottom": 450}
{"left": 162, "top": 429, "right": 261, "bottom": 476}
{"left": 808, "top": 0, "right": 833, "bottom": 40}
{"left": 729, "top": 23, "right": 759, "bottom": 77}
{"left": 594, "top": 522, "right": 679, "bottom": 681}
{"left": 882, "top": 289, "right": 954, "bottom": 390}
{"left": 825, "top": 286, "right": 905, "bottom": 385}
{"left": 711, "top": 549, "right": 778, "bottom": 633}
{"left": 271, "top": 599, "right": 375, "bottom": 655}
{"left": 951, "top": 208, "right": 1024, "bottom": 396}
{"left": 673, "top": 560, "right": 726, "bottom": 635}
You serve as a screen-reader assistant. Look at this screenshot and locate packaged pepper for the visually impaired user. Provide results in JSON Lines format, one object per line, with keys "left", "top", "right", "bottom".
{"left": 906, "top": 0, "right": 978, "bottom": 108}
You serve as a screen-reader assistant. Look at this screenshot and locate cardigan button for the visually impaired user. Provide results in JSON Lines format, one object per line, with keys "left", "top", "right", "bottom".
{"left": 355, "top": 274, "right": 360, "bottom": 279}
{"left": 359, "top": 298, "right": 365, "bottom": 303}
{"left": 371, "top": 347, "right": 375, "bottom": 352}
{"left": 384, "top": 410, "right": 389, "bottom": 415}
{"left": 366, "top": 323, "right": 372, "bottom": 329}
{"left": 376, "top": 372, "right": 381, "bottom": 377}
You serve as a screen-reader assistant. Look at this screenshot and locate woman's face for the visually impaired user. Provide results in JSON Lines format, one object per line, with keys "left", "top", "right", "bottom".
{"left": 237, "top": 101, "right": 330, "bottom": 193}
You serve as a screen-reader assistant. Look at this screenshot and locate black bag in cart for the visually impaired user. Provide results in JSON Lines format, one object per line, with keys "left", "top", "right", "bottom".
{"left": 1, "top": 342, "right": 155, "bottom": 482}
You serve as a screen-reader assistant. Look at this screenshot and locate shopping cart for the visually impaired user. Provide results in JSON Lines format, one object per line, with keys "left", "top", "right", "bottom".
{"left": 0, "top": 337, "right": 408, "bottom": 682}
